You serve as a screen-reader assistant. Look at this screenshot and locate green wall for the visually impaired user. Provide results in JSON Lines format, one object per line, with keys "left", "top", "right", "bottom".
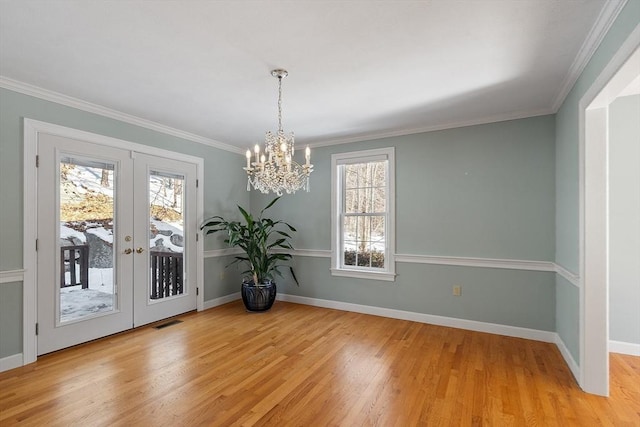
{"left": 252, "top": 115, "right": 557, "bottom": 332}
{"left": 554, "top": 1, "right": 640, "bottom": 363}
{"left": 0, "top": 282, "right": 22, "bottom": 358}
{"left": 0, "top": 87, "right": 247, "bottom": 358}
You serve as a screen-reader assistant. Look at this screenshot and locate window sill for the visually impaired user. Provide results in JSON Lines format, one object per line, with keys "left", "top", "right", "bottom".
{"left": 330, "top": 268, "right": 396, "bottom": 282}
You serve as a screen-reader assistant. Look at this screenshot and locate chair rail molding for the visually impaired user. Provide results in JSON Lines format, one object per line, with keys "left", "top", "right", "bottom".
{"left": 0, "top": 269, "right": 25, "bottom": 284}
{"left": 273, "top": 248, "right": 571, "bottom": 276}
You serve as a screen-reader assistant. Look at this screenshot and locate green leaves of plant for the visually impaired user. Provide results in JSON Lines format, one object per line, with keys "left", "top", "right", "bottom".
{"left": 200, "top": 197, "right": 296, "bottom": 284}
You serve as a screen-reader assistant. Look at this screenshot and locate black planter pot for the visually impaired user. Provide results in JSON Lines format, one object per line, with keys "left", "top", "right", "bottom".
{"left": 241, "top": 280, "right": 276, "bottom": 312}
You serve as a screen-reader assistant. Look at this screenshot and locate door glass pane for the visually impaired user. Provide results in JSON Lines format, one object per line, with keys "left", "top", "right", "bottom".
{"left": 149, "top": 170, "right": 185, "bottom": 300}
{"left": 59, "top": 156, "right": 116, "bottom": 323}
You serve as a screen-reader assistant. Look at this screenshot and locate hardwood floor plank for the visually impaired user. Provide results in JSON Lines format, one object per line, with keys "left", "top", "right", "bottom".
{"left": 1, "top": 301, "right": 639, "bottom": 426}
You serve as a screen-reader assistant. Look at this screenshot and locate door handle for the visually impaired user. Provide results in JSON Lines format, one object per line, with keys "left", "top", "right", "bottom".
{"left": 136, "top": 247, "right": 144, "bottom": 254}
{"left": 124, "top": 248, "right": 133, "bottom": 255}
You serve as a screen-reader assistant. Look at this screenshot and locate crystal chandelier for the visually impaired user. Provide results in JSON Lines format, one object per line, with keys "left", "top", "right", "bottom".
{"left": 244, "top": 69, "right": 313, "bottom": 196}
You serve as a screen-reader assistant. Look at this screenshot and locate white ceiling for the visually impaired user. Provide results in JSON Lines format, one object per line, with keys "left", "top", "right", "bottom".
{"left": 0, "top": 1, "right": 622, "bottom": 150}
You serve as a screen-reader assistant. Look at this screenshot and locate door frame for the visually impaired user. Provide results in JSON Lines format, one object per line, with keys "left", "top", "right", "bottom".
{"left": 23, "top": 118, "right": 204, "bottom": 364}
{"left": 578, "top": 25, "right": 640, "bottom": 395}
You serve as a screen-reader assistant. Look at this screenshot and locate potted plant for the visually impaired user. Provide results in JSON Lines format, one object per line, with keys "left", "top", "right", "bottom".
{"left": 200, "top": 197, "right": 296, "bottom": 312}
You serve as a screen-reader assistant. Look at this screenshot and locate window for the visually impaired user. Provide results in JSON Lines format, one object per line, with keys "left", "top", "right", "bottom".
{"left": 331, "top": 148, "right": 395, "bottom": 281}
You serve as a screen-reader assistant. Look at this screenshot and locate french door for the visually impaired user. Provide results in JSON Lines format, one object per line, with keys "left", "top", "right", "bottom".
{"left": 37, "top": 133, "right": 197, "bottom": 355}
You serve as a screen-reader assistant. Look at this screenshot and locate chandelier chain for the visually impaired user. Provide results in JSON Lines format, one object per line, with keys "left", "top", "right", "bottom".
{"left": 277, "top": 75, "right": 283, "bottom": 132}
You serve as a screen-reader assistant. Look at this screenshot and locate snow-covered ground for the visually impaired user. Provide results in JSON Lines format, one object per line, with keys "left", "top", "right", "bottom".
{"left": 60, "top": 268, "right": 114, "bottom": 322}
{"left": 60, "top": 223, "right": 87, "bottom": 243}
{"left": 150, "top": 218, "right": 183, "bottom": 252}
{"left": 86, "top": 226, "right": 113, "bottom": 244}
{"left": 60, "top": 163, "right": 113, "bottom": 204}
{"left": 343, "top": 232, "right": 385, "bottom": 252}
{"left": 60, "top": 289, "right": 114, "bottom": 323}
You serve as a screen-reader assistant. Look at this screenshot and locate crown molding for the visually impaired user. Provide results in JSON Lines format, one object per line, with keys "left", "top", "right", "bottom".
{"left": 0, "top": 76, "right": 245, "bottom": 155}
{"left": 551, "top": 0, "right": 629, "bottom": 112}
{"left": 305, "top": 108, "right": 553, "bottom": 148}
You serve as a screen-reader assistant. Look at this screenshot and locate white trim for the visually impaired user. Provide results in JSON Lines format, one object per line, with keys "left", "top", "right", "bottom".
{"left": 328, "top": 268, "right": 396, "bottom": 282}
{"left": 551, "top": 0, "right": 629, "bottom": 112}
{"left": 578, "top": 23, "right": 640, "bottom": 396}
{"left": 0, "top": 270, "right": 25, "bottom": 284}
{"left": 23, "top": 118, "right": 205, "bottom": 367}
{"left": 609, "top": 340, "right": 640, "bottom": 356}
{"left": 208, "top": 248, "right": 331, "bottom": 259}
{"left": 195, "top": 156, "right": 205, "bottom": 313}
{"left": 0, "top": 353, "right": 23, "bottom": 373}
{"left": 290, "top": 249, "right": 331, "bottom": 258}
{"left": 276, "top": 293, "right": 556, "bottom": 343}
{"left": 277, "top": 249, "right": 583, "bottom": 281}
{"left": 272, "top": 248, "right": 331, "bottom": 258}
{"left": 203, "top": 292, "right": 241, "bottom": 310}
{"left": 554, "top": 264, "right": 581, "bottom": 288}
{"left": 24, "top": 119, "right": 210, "bottom": 164}
{"left": 307, "top": 109, "right": 552, "bottom": 148}
{"left": 23, "top": 119, "right": 38, "bottom": 365}
{"left": 396, "top": 254, "right": 555, "bottom": 272}
{"left": 203, "top": 248, "right": 243, "bottom": 258}
{"left": 1, "top": 77, "right": 243, "bottom": 155}
{"left": 555, "top": 334, "right": 580, "bottom": 382}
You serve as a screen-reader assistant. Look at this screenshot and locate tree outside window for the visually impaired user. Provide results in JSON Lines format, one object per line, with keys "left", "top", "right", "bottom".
{"left": 342, "top": 161, "right": 386, "bottom": 269}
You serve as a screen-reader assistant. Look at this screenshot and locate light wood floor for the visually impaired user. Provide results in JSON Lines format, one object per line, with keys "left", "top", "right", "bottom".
{"left": 1, "top": 301, "right": 638, "bottom": 426}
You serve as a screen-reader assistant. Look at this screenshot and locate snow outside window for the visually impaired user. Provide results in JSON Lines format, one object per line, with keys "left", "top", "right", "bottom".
{"left": 331, "top": 148, "right": 395, "bottom": 281}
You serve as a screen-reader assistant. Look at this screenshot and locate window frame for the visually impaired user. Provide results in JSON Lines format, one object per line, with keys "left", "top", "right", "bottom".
{"left": 331, "top": 147, "right": 396, "bottom": 281}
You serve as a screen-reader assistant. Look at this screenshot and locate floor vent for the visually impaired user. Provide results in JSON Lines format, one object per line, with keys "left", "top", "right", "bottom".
{"left": 154, "top": 319, "right": 182, "bottom": 329}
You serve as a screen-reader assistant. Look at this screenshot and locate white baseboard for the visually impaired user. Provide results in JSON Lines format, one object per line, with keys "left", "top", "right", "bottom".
{"left": 202, "top": 292, "right": 241, "bottom": 310}
{"left": 609, "top": 340, "right": 640, "bottom": 356}
{"left": 276, "top": 293, "right": 556, "bottom": 343}
{"left": 0, "top": 353, "right": 23, "bottom": 372}
{"left": 554, "top": 334, "right": 580, "bottom": 381}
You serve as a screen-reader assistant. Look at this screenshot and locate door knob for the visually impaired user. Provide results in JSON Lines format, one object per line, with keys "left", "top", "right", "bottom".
{"left": 124, "top": 248, "right": 133, "bottom": 255}
{"left": 136, "top": 247, "right": 144, "bottom": 254}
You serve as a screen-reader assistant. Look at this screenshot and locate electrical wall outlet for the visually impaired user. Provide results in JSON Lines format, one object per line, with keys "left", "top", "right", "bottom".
{"left": 219, "top": 271, "right": 225, "bottom": 280}
{"left": 453, "top": 285, "right": 462, "bottom": 296}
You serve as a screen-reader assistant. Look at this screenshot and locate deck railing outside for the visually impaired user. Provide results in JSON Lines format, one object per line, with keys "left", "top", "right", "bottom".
{"left": 60, "top": 245, "right": 184, "bottom": 299}
{"left": 60, "top": 245, "right": 89, "bottom": 289}
{"left": 150, "top": 251, "right": 184, "bottom": 299}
